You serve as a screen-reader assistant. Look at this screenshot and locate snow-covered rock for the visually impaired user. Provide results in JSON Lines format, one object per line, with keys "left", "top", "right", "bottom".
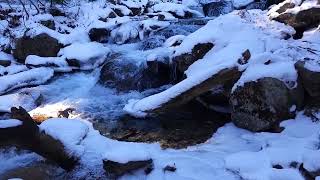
{"left": 13, "top": 33, "right": 62, "bottom": 63}
{"left": 124, "top": 10, "right": 297, "bottom": 118}
{"left": 0, "top": 67, "right": 54, "bottom": 95}
{"left": 58, "top": 42, "right": 111, "bottom": 70}
{"left": 0, "top": 89, "right": 41, "bottom": 113}
{"left": 0, "top": 119, "right": 22, "bottom": 128}
{"left": 39, "top": 118, "right": 89, "bottom": 155}
{"left": 230, "top": 77, "right": 304, "bottom": 131}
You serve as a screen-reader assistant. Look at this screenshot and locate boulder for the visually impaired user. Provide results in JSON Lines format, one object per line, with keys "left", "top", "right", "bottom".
{"left": 203, "top": 1, "right": 234, "bottom": 17}
{"left": 40, "top": 20, "right": 55, "bottom": 30}
{"left": 147, "top": 67, "right": 242, "bottom": 114}
{"left": 0, "top": 60, "right": 11, "bottom": 67}
{"left": 172, "top": 43, "right": 214, "bottom": 82}
{"left": 13, "top": 33, "right": 62, "bottom": 63}
{"left": 49, "top": 8, "right": 66, "bottom": 17}
{"left": 88, "top": 28, "right": 110, "bottom": 43}
{"left": 295, "top": 61, "right": 320, "bottom": 99}
{"left": 99, "top": 56, "right": 171, "bottom": 91}
{"left": 230, "top": 77, "right": 304, "bottom": 132}
{"left": 273, "top": 7, "right": 320, "bottom": 38}
{"left": 103, "top": 159, "right": 153, "bottom": 177}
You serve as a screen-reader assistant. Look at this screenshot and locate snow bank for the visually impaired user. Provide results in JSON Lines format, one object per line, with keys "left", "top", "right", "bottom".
{"left": 0, "top": 119, "right": 22, "bottom": 128}
{"left": 0, "top": 67, "right": 54, "bottom": 95}
{"left": 34, "top": 111, "right": 320, "bottom": 180}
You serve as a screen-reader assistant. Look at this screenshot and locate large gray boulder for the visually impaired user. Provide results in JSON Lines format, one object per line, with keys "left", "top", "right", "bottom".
{"left": 13, "top": 33, "right": 62, "bottom": 63}
{"left": 295, "top": 61, "right": 320, "bottom": 99}
{"left": 230, "top": 77, "right": 304, "bottom": 131}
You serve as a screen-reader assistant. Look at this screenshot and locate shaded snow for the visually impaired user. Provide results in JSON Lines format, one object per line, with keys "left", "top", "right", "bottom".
{"left": 0, "top": 119, "right": 22, "bottom": 128}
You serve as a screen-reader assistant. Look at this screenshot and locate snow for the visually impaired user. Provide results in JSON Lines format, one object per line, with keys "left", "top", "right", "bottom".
{"left": 164, "top": 35, "right": 186, "bottom": 47}
{"left": 0, "top": 67, "right": 54, "bottom": 95}
{"left": 28, "top": 112, "right": 320, "bottom": 179}
{"left": 39, "top": 118, "right": 89, "bottom": 156}
{"left": 25, "top": 55, "right": 71, "bottom": 72}
{"left": 0, "top": 64, "right": 28, "bottom": 76}
{"left": 58, "top": 42, "right": 111, "bottom": 70}
{"left": 233, "top": 0, "right": 255, "bottom": 8}
{"left": 0, "top": 119, "right": 22, "bottom": 128}
{"left": 0, "top": 89, "right": 41, "bottom": 113}
{"left": 152, "top": 3, "right": 203, "bottom": 17}
{"left": 124, "top": 10, "right": 297, "bottom": 117}
{"left": 233, "top": 59, "right": 298, "bottom": 91}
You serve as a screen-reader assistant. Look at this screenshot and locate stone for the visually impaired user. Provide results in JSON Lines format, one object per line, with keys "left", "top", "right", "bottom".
{"left": 150, "top": 67, "right": 242, "bottom": 114}
{"left": 172, "top": 42, "right": 214, "bottom": 82}
{"left": 273, "top": 7, "right": 320, "bottom": 38}
{"left": 13, "top": 33, "right": 62, "bottom": 63}
{"left": 295, "top": 61, "right": 320, "bottom": 99}
{"left": 103, "top": 159, "right": 153, "bottom": 177}
{"left": 0, "top": 60, "right": 11, "bottom": 67}
{"left": 40, "top": 20, "right": 55, "bottom": 30}
{"left": 203, "top": 1, "right": 234, "bottom": 17}
{"left": 230, "top": 77, "right": 304, "bottom": 132}
{"left": 88, "top": 28, "right": 110, "bottom": 43}
{"left": 99, "top": 55, "right": 171, "bottom": 91}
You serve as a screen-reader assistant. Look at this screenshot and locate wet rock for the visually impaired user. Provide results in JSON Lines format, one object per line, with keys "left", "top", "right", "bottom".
{"left": 106, "top": 99, "right": 231, "bottom": 149}
{"left": 197, "top": 70, "right": 241, "bottom": 114}
{"left": 49, "top": 8, "right": 66, "bottom": 17}
{"left": 203, "top": 1, "right": 234, "bottom": 17}
{"left": 103, "top": 159, "right": 153, "bottom": 177}
{"left": 89, "top": 28, "right": 110, "bottom": 43}
{"left": 140, "top": 35, "right": 166, "bottom": 50}
{"left": 40, "top": 20, "right": 56, "bottom": 30}
{"left": 266, "top": 0, "right": 285, "bottom": 7}
{"left": 276, "top": 3, "right": 295, "bottom": 14}
{"left": 144, "top": 67, "right": 241, "bottom": 115}
{"left": 66, "top": 59, "right": 80, "bottom": 68}
{"left": 0, "top": 60, "right": 11, "bottom": 67}
{"left": 299, "top": 163, "right": 320, "bottom": 180}
{"left": 99, "top": 55, "right": 171, "bottom": 91}
{"left": 295, "top": 61, "right": 320, "bottom": 99}
{"left": 172, "top": 42, "right": 214, "bottom": 82}
{"left": 0, "top": 107, "right": 78, "bottom": 171}
{"left": 13, "top": 33, "right": 62, "bottom": 63}
{"left": 237, "top": 49, "right": 251, "bottom": 65}
{"left": 230, "top": 77, "right": 304, "bottom": 132}
{"left": 163, "top": 165, "right": 176, "bottom": 172}
{"left": 273, "top": 7, "right": 320, "bottom": 38}
{"left": 58, "top": 108, "right": 75, "bottom": 118}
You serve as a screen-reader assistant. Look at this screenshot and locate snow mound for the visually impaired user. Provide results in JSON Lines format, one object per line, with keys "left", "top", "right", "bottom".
{"left": 58, "top": 42, "right": 111, "bottom": 70}
{"left": 0, "top": 67, "right": 54, "bottom": 95}
{"left": 39, "top": 118, "right": 89, "bottom": 155}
